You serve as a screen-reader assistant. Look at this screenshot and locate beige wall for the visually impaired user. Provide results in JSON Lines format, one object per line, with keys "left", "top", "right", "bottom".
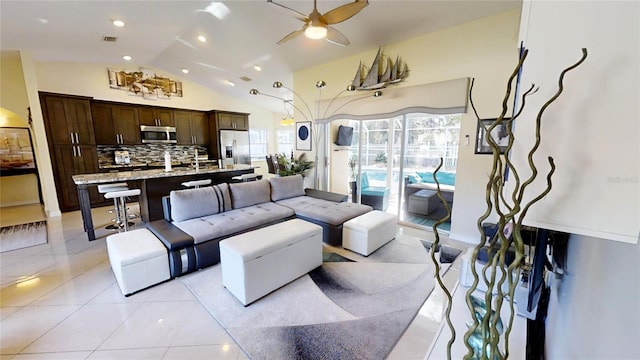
{"left": 294, "top": 9, "right": 522, "bottom": 243}
{"left": 9, "top": 57, "right": 279, "bottom": 215}
{"left": 0, "top": 52, "right": 41, "bottom": 207}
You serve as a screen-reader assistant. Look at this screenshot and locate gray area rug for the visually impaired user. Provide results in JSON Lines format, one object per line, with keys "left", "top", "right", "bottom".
{"left": 181, "top": 234, "right": 457, "bottom": 360}
{"left": 0, "top": 221, "right": 47, "bottom": 253}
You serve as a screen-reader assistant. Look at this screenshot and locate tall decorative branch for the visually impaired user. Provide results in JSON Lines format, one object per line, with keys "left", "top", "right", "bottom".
{"left": 430, "top": 48, "right": 587, "bottom": 360}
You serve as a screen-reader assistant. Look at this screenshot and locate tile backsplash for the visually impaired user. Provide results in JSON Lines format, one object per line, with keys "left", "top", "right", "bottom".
{"left": 97, "top": 144, "right": 207, "bottom": 168}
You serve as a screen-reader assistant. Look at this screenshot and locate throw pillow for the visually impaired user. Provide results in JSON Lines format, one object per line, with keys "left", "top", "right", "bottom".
{"left": 170, "top": 186, "right": 221, "bottom": 222}
{"left": 269, "top": 174, "right": 304, "bottom": 201}
{"left": 229, "top": 179, "right": 271, "bottom": 209}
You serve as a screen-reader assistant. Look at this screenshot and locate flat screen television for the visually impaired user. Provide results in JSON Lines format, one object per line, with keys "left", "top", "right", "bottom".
{"left": 335, "top": 125, "right": 354, "bottom": 146}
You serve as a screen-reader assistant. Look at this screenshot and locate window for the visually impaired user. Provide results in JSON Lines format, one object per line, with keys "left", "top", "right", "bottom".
{"left": 276, "top": 130, "right": 294, "bottom": 156}
{"left": 249, "top": 129, "right": 268, "bottom": 160}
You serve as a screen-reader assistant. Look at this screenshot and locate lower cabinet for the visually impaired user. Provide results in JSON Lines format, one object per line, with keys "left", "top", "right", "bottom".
{"left": 53, "top": 145, "right": 103, "bottom": 211}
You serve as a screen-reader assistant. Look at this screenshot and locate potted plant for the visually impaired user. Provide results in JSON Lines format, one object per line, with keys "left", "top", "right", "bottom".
{"left": 348, "top": 155, "right": 358, "bottom": 181}
{"left": 276, "top": 152, "right": 314, "bottom": 177}
{"left": 374, "top": 152, "right": 387, "bottom": 166}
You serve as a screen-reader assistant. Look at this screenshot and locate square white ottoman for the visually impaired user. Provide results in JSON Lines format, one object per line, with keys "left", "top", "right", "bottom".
{"left": 220, "top": 219, "right": 323, "bottom": 306}
{"left": 106, "top": 228, "right": 170, "bottom": 296}
{"left": 342, "top": 210, "right": 398, "bottom": 256}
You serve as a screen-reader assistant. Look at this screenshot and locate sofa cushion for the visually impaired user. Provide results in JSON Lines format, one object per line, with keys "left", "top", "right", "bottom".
{"left": 170, "top": 184, "right": 231, "bottom": 222}
{"left": 361, "top": 186, "right": 389, "bottom": 197}
{"left": 416, "top": 171, "right": 456, "bottom": 186}
{"left": 269, "top": 174, "right": 305, "bottom": 201}
{"left": 276, "top": 196, "right": 372, "bottom": 226}
{"left": 229, "top": 179, "right": 271, "bottom": 209}
{"left": 172, "top": 202, "right": 295, "bottom": 244}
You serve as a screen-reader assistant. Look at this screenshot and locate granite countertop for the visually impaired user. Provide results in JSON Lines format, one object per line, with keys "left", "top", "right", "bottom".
{"left": 72, "top": 164, "right": 255, "bottom": 185}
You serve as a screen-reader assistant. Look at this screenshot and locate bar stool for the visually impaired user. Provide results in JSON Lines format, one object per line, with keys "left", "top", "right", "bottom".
{"left": 104, "top": 189, "right": 141, "bottom": 232}
{"left": 98, "top": 183, "right": 129, "bottom": 230}
{"left": 181, "top": 179, "right": 212, "bottom": 189}
{"left": 231, "top": 174, "right": 262, "bottom": 183}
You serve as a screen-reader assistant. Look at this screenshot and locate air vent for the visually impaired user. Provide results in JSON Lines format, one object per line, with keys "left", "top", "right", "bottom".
{"left": 239, "top": 76, "right": 252, "bottom": 82}
{"left": 102, "top": 36, "right": 118, "bottom": 42}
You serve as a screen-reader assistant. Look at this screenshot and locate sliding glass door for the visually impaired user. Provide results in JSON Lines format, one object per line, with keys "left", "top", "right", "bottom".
{"left": 330, "top": 112, "right": 460, "bottom": 232}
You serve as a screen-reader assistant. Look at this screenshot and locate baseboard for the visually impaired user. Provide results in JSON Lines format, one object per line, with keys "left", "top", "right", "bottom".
{"left": 0, "top": 200, "right": 40, "bottom": 208}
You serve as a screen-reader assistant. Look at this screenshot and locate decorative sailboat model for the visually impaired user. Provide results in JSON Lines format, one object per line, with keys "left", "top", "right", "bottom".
{"left": 350, "top": 48, "right": 409, "bottom": 90}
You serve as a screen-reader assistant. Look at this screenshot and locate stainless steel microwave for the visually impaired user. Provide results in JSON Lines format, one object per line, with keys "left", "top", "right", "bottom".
{"left": 140, "top": 125, "right": 177, "bottom": 144}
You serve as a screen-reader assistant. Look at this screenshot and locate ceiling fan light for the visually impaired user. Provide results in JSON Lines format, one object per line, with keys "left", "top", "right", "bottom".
{"left": 304, "top": 25, "right": 327, "bottom": 40}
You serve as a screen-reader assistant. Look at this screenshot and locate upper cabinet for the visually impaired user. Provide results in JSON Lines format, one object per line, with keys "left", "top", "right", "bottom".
{"left": 91, "top": 102, "right": 140, "bottom": 145}
{"left": 216, "top": 111, "right": 249, "bottom": 130}
{"left": 174, "top": 110, "right": 209, "bottom": 145}
{"left": 138, "top": 106, "right": 174, "bottom": 127}
{"left": 41, "top": 93, "right": 95, "bottom": 145}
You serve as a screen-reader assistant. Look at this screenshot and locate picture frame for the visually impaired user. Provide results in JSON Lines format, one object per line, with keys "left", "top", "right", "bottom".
{"left": 0, "top": 127, "right": 37, "bottom": 176}
{"left": 296, "top": 121, "right": 312, "bottom": 151}
{"left": 475, "top": 118, "right": 511, "bottom": 154}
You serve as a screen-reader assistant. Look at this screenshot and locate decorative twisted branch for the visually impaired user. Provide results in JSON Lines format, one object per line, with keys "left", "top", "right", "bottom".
{"left": 430, "top": 158, "right": 456, "bottom": 358}
{"left": 430, "top": 48, "right": 587, "bottom": 360}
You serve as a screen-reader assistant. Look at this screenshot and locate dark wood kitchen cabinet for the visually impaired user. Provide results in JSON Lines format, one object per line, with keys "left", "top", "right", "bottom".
{"left": 215, "top": 111, "right": 249, "bottom": 130}
{"left": 174, "top": 110, "right": 210, "bottom": 145}
{"left": 40, "top": 92, "right": 103, "bottom": 211}
{"left": 138, "top": 106, "right": 174, "bottom": 126}
{"left": 91, "top": 102, "right": 140, "bottom": 145}
{"left": 52, "top": 145, "right": 102, "bottom": 209}
{"left": 41, "top": 93, "right": 95, "bottom": 145}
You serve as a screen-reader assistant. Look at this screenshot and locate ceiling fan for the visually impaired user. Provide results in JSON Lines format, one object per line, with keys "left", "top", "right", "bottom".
{"left": 267, "top": 0, "right": 369, "bottom": 46}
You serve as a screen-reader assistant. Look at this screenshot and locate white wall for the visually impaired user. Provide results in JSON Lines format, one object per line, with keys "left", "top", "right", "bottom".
{"left": 514, "top": 1, "right": 640, "bottom": 357}
{"left": 293, "top": 9, "right": 522, "bottom": 243}
{"left": 514, "top": 0, "right": 639, "bottom": 243}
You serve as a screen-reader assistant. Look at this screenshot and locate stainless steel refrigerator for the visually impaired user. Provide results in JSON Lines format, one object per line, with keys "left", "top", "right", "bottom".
{"left": 219, "top": 130, "right": 251, "bottom": 166}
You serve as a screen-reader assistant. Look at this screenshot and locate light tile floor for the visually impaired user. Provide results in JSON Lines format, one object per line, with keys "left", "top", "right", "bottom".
{"left": 0, "top": 204, "right": 467, "bottom": 359}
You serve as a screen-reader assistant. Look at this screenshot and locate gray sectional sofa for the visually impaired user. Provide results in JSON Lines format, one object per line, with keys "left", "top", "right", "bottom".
{"left": 147, "top": 174, "right": 372, "bottom": 278}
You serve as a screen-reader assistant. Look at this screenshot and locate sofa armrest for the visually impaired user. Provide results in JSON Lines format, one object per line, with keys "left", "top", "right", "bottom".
{"left": 304, "top": 188, "right": 348, "bottom": 203}
{"left": 146, "top": 219, "right": 194, "bottom": 251}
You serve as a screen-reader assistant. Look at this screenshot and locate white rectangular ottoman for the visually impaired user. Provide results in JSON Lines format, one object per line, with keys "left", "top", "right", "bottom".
{"left": 343, "top": 210, "right": 398, "bottom": 256}
{"left": 106, "top": 228, "right": 170, "bottom": 296}
{"left": 220, "top": 219, "right": 323, "bottom": 306}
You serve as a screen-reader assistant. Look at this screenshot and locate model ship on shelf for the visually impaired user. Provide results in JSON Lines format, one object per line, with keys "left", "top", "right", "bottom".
{"left": 350, "top": 48, "right": 409, "bottom": 91}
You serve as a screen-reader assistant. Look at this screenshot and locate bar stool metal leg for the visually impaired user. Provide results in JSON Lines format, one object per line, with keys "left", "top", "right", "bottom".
{"left": 104, "top": 189, "right": 141, "bottom": 232}
{"left": 98, "top": 183, "right": 129, "bottom": 230}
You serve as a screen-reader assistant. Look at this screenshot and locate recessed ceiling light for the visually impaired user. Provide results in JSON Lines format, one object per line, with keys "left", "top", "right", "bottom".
{"left": 181, "top": 68, "right": 189, "bottom": 74}
{"left": 227, "top": 80, "right": 235, "bottom": 87}
{"left": 112, "top": 19, "right": 125, "bottom": 27}
{"left": 122, "top": 55, "right": 132, "bottom": 61}
{"left": 200, "top": 2, "right": 230, "bottom": 20}
{"left": 253, "top": 65, "right": 262, "bottom": 72}
{"left": 197, "top": 35, "right": 207, "bottom": 43}
{"left": 38, "top": 18, "right": 49, "bottom": 24}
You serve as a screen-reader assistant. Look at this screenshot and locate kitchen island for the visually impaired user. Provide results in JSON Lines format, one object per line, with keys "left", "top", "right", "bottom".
{"left": 72, "top": 165, "right": 255, "bottom": 241}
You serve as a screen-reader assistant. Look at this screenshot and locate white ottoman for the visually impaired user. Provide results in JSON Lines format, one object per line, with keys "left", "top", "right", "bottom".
{"left": 343, "top": 210, "right": 398, "bottom": 256}
{"left": 106, "top": 228, "right": 170, "bottom": 296}
{"left": 220, "top": 219, "right": 323, "bottom": 306}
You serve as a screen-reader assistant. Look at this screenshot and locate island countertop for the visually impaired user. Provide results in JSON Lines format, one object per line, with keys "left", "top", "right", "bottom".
{"left": 72, "top": 164, "right": 255, "bottom": 185}
{"left": 73, "top": 164, "right": 256, "bottom": 241}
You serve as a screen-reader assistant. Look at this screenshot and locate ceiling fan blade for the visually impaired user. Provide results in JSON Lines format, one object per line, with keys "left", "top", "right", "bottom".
{"left": 325, "top": 26, "right": 350, "bottom": 46}
{"left": 321, "top": 0, "right": 369, "bottom": 25}
{"left": 277, "top": 25, "right": 306, "bottom": 45}
{"left": 267, "top": 0, "right": 309, "bottom": 22}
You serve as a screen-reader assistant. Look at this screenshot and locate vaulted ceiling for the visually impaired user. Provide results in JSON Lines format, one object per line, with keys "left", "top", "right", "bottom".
{"left": 0, "top": 0, "right": 521, "bottom": 112}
